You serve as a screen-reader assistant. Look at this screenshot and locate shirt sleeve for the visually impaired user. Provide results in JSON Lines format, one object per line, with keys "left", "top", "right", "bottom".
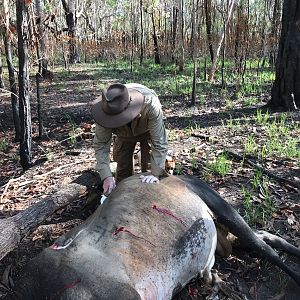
{"left": 147, "top": 98, "right": 168, "bottom": 177}
{"left": 93, "top": 124, "right": 113, "bottom": 180}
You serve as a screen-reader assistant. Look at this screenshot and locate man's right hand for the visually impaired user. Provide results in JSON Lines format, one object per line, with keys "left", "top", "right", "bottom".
{"left": 103, "top": 176, "right": 116, "bottom": 195}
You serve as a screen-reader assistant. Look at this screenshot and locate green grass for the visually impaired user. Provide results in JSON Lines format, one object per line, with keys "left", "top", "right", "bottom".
{"left": 206, "top": 152, "right": 232, "bottom": 177}
{"left": 0, "top": 139, "right": 9, "bottom": 153}
{"left": 242, "top": 174, "right": 276, "bottom": 227}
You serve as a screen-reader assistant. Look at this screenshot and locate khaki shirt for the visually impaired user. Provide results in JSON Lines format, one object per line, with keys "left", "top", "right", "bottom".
{"left": 93, "top": 83, "right": 168, "bottom": 180}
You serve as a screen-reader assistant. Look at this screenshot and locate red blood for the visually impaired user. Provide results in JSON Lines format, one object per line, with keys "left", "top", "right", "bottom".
{"left": 112, "top": 226, "right": 155, "bottom": 246}
{"left": 188, "top": 285, "right": 198, "bottom": 299}
{"left": 50, "top": 243, "right": 58, "bottom": 250}
{"left": 152, "top": 204, "right": 188, "bottom": 227}
{"left": 49, "top": 278, "right": 81, "bottom": 300}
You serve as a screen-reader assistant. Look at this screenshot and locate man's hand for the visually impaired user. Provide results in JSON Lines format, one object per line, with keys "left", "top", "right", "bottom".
{"left": 140, "top": 174, "right": 159, "bottom": 183}
{"left": 103, "top": 176, "right": 116, "bottom": 195}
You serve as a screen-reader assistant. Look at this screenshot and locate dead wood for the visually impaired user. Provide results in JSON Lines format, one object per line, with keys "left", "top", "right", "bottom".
{"left": 0, "top": 170, "right": 100, "bottom": 261}
{"left": 224, "top": 149, "right": 300, "bottom": 192}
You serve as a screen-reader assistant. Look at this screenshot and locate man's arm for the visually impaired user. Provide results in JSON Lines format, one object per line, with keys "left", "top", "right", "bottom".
{"left": 147, "top": 98, "right": 168, "bottom": 178}
{"left": 93, "top": 124, "right": 113, "bottom": 180}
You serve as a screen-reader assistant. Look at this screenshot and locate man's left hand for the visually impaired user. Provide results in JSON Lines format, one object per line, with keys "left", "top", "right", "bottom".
{"left": 140, "top": 174, "right": 159, "bottom": 183}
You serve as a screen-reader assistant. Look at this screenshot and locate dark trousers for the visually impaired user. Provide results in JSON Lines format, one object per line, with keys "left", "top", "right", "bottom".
{"left": 113, "top": 132, "right": 151, "bottom": 183}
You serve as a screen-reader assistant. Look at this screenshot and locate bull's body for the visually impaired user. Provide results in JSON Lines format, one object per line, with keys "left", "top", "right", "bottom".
{"left": 5, "top": 175, "right": 300, "bottom": 299}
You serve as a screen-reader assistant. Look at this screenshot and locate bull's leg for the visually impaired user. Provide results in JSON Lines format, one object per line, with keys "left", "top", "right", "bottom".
{"left": 203, "top": 254, "right": 215, "bottom": 284}
{"left": 254, "top": 230, "right": 300, "bottom": 258}
{"left": 180, "top": 175, "right": 300, "bottom": 287}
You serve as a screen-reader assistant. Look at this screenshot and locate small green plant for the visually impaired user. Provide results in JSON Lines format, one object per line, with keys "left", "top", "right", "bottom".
{"left": 226, "top": 115, "right": 234, "bottom": 129}
{"left": 190, "top": 156, "right": 198, "bottom": 170}
{"left": 242, "top": 175, "right": 276, "bottom": 227}
{"left": 0, "top": 139, "right": 9, "bottom": 152}
{"left": 252, "top": 169, "right": 263, "bottom": 189}
{"left": 256, "top": 109, "right": 269, "bottom": 125}
{"left": 244, "top": 96, "right": 258, "bottom": 107}
{"left": 46, "top": 150, "right": 54, "bottom": 161}
{"left": 244, "top": 134, "right": 256, "bottom": 155}
{"left": 174, "top": 162, "right": 184, "bottom": 175}
{"left": 65, "top": 114, "right": 81, "bottom": 146}
{"left": 207, "top": 153, "right": 232, "bottom": 177}
{"left": 225, "top": 98, "right": 234, "bottom": 110}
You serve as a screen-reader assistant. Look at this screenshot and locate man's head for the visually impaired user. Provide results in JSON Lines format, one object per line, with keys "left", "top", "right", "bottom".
{"left": 92, "top": 83, "right": 144, "bottom": 128}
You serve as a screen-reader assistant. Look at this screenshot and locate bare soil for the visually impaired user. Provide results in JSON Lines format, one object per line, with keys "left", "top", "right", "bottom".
{"left": 0, "top": 64, "right": 299, "bottom": 299}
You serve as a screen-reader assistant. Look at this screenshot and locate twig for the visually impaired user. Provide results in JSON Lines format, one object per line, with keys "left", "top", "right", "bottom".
{"left": 0, "top": 179, "right": 14, "bottom": 204}
{"left": 33, "top": 159, "right": 95, "bottom": 179}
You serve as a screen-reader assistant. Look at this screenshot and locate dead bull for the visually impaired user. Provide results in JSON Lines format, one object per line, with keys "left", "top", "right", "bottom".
{"left": 4, "top": 175, "right": 300, "bottom": 299}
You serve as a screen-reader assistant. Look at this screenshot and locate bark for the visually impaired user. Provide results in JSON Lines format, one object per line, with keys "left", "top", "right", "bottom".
{"left": 269, "top": 0, "right": 281, "bottom": 65}
{"left": 17, "top": 0, "right": 32, "bottom": 170}
{"left": 139, "top": 0, "right": 144, "bottom": 65}
{"left": 2, "top": 0, "right": 21, "bottom": 141}
{"left": 0, "top": 55, "right": 4, "bottom": 89}
{"left": 191, "top": 0, "right": 197, "bottom": 106}
{"left": 269, "top": 0, "right": 300, "bottom": 110}
{"left": 0, "top": 171, "right": 100, "bottom": 261}
{"left": 61, "top": 0, "right": 79, "bottom": 64}
{"left": 171, "top": 5, "right": 178, "bottom": 61}
{"left": 204, "top": 0, "right": 214, "bottom": 63}
{"left": 177, "top": 0, "right": 184, "bottom": 71}
{"left": 151, "top": 11, "right": 160, "bottom": 64}
{"left": 36, "top": 74, "right": 43, "bottom": 138}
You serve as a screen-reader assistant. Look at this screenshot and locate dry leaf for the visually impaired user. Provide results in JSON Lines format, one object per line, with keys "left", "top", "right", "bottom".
{"left": 287, "top": 214, "right": 296, "bottom": 225}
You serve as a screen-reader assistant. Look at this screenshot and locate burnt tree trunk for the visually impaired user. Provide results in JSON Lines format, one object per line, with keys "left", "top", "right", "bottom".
{"left": 171, "top": 5, "right": 178, "bottom": 62}
{"left": 16, "top": 0, "right": 32, "bottom": 170}
{"left": 61, "top": 0, "right": 79, "bottom": 64}
{"left": 269, "top": 0, "right": 300, "bottom": 110}
{"left": 151, "top": 11, "right": 160, "bottom": 64}
{"left": 2, "top": 0, "right": 21, "bottom": 141}
{"left": 0, "top": 171, "right": 100, "bottom": 261}
{"left": 204, "top": 0, "right": 214, "bottom": 63}
{"left": 35, "top": 0, "right": 49, "bottom": 76}
{"left": 0, "top": 55, "right": 4, "bottom": 88}
{"left": 139, "top": 0, "right": 144, "bottom": 65}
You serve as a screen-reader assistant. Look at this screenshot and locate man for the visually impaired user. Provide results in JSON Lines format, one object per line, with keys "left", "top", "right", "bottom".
{"left": 92, "top": 83, "right": 168, "bottom": 195}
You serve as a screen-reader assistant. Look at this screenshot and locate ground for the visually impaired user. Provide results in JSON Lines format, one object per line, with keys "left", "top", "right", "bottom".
{"left": 0, "top": 62, "right": 299, "bottom": 299}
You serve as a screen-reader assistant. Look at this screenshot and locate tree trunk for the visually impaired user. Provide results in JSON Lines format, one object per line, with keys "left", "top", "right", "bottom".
{"left": 35, "top": 0, "right": 49, "bottom": 76}
{"left": 2, "top": 0, "right": 21, "bottom": 142}
{"left": 191, "top": 0, "right": 197, "bottom": 106}
{"left": 61, "top": 0, "right": 79, "bottom": 64}
{"left": 269, "top": 0, "right": 281, "bottom": 65}
{"left": 139, "top": 0, "right": 144, "bottom": 65}
{"left": 269, "top": 0, "right": 300, "bottom": 110}
{"left": 0, "top": 55, "right": 4, "bottom": 89}
{"left": 208, "top": 0, "right": 235, "bottom": 82}
{"left": 16, "top": 0, "right": 32, "bottom": 170}
{"left": 0, "top": 171, "right": 100, "bottom": 261}
{"left": 204, "top": 0, "right": 214, "bottom": 63}
{"left": 151, "top": 11, "right": 160, "bottom": 64}
{"left": 171, "top": 5, "right": 178, "bottom": 61}
{"left": 177, "top": 0, "right": 184, "bottom": 71}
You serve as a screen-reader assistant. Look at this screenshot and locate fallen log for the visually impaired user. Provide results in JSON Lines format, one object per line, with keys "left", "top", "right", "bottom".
{"left": 0, "top": 170, "right": 100, "bottom": 261}
{"left": 224, "top": 149, "right": 300, "bottom": 191}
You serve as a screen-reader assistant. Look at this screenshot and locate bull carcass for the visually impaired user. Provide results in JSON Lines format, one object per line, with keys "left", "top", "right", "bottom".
{"left": 3, "top": 175, "right": 300, "bottom": 299}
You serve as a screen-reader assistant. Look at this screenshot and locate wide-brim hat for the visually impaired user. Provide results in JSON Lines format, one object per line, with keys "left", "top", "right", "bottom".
{"left": 92, "top": 83, "right": 144, "bottom": 128}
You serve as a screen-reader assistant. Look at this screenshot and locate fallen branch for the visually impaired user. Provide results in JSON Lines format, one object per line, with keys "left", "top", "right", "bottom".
{"left": 0, "top": 170, "right": 100, "bottom": 261}
{"left": 224, "top": 149, "right": 300, "bottom": 191}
